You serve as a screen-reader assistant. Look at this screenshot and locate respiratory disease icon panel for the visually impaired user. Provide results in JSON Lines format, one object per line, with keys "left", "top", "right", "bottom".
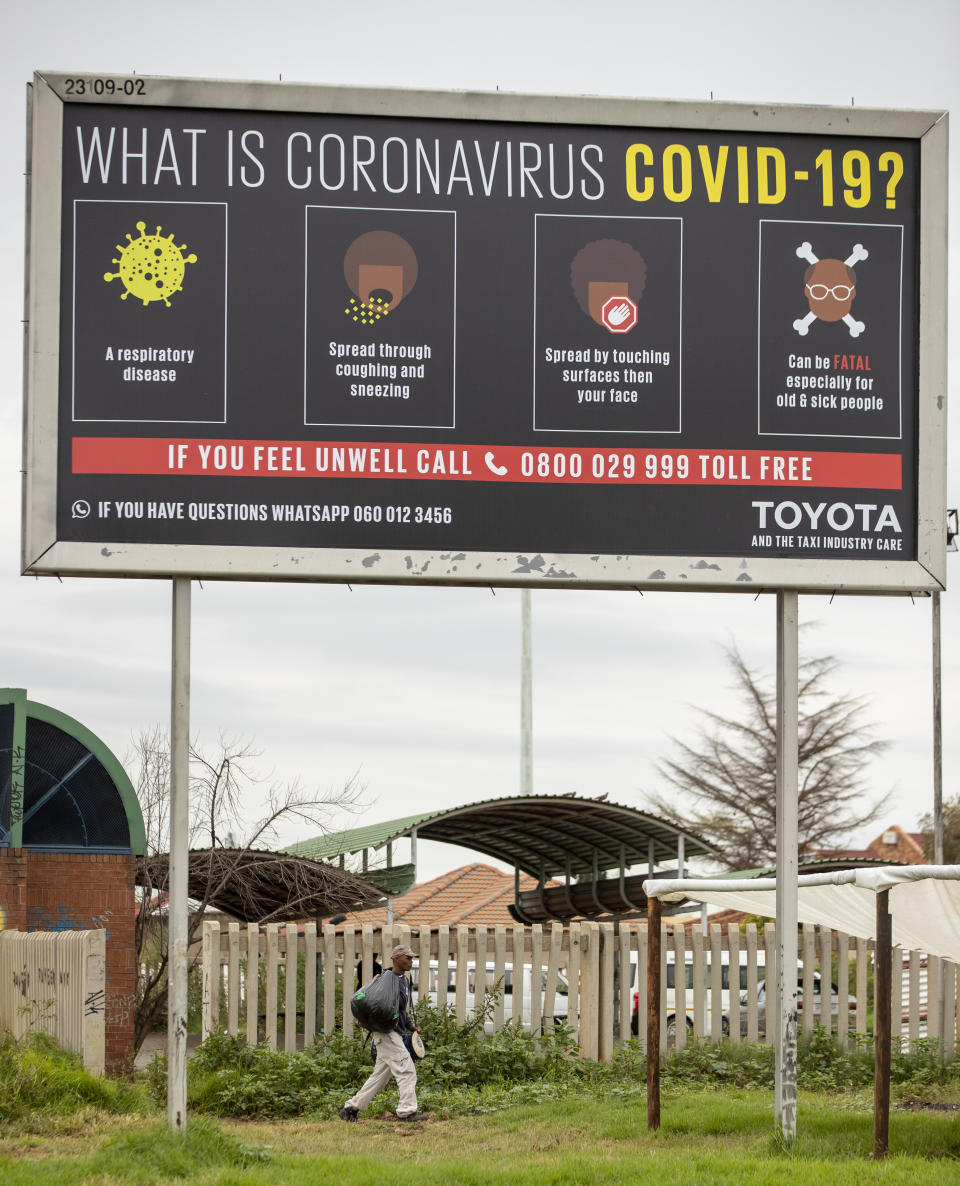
{"left": 533, "top": 215, "right": 682, "bottom": 433}
{"left": 757, "top": 220, "right": 904, "bottom": 439}
{"left": 304, "top": 207, "right": 456, "bottom": 428}
{"left": 72, "top": 200, "right": 227, "bottom": 423}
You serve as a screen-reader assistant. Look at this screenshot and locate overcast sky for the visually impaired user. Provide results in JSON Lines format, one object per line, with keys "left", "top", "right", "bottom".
{"left": 3, "top": 1, "right": 958, "bottom": 882}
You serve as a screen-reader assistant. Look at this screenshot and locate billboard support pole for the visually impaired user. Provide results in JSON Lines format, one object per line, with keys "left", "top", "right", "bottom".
{"left": 521, "top": 589, "right": 533, "bottom": 797}
{"left": 168, "top": 577, "right": 191, "bottom": 1133}
{"left": 932, "top": 591, "right": 944, "bottom": 864}
{"left": 774, "top": 590, "right": 799, "bottom": 1143}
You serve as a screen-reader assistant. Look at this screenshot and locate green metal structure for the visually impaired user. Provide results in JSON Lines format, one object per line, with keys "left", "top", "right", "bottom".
{"left": 0, "top": 689, "right": 145, "bottom": 855}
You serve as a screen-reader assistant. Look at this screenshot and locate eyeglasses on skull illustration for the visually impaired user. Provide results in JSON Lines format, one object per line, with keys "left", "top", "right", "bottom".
{"left": 792, "top": 241, "right": 868, "bottom": 338}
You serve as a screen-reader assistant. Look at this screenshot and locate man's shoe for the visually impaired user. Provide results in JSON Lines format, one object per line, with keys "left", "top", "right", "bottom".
{"left": 397, "top": 1111, "right": 427, "bottom": 1122}
{"left": 338, "top": 1106, "right": 359, "bottom": 1122}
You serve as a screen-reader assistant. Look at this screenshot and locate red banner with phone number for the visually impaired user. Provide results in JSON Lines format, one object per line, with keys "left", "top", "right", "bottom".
{"left": 72, "top": 438, "right": 902, "bottom": 488}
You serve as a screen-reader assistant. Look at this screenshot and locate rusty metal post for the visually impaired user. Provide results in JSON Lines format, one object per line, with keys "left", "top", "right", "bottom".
{"left": 647, "top": 893, "right": 662, "bottom": 1130}
{"left": 873, "top": 889, "right": 892, "bottom": 1159}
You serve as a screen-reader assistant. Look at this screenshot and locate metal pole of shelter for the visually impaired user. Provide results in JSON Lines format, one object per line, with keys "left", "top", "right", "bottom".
{"left": 873, "top": 888, "right": 892, "bottom": 1159}
{"left": 646, "top": 892, "right": 661, "bottom": 1131}
{"left": 167, "top": 578, "right": 191, "bottom": 1133}
{"left": 774, "top": 590, "right": 799, "bottom": 1143}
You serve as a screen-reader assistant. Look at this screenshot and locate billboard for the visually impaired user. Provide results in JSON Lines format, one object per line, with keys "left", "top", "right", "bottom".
{"left": 23, "top": 74, "right": 948, "bottom": 592}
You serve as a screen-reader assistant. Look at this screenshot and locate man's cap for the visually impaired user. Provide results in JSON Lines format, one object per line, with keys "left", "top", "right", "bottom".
{"left": 391, "top": 944, "right": 415, "bottom": 959}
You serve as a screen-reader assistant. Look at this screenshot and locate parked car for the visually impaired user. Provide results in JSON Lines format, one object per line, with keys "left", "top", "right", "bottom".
{"left": 418, "top": 961, "right": 570, "bottom": 1033}
{"left": 725, "top": 971, "right": 857, "bottom": 1037}
{"left": 630, "top": 950, "right": 762, "bottom": 1037}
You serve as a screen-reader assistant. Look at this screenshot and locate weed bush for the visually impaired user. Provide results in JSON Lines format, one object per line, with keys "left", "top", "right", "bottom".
{"left": 145, "top": 989, "right": 592, "bottom": 1119}
{"left": 0, "top": 1032, "right": 146, "bottom": 1128}
{"left": 142, "top": 1001, "right": 960, "bottom": 1122}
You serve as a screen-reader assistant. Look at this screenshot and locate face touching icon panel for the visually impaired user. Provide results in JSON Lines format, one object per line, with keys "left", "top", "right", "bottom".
{"left": 570, "top": 239, "right": 647, "bottom": 327}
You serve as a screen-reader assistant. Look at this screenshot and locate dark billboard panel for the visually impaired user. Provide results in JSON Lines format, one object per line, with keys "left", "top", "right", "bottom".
{"left": 23, "top": 75, "right": 947, "bottom": 591}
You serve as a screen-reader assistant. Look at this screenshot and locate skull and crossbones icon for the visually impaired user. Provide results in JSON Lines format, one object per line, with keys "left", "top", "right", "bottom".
{"left": 792, "top": 241, "right": 868, "bottom": 338}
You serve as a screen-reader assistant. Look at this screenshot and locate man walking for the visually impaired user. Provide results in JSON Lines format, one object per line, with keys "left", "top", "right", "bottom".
{"left": 339, "top": 944, "right": 426, "bottom": 1122}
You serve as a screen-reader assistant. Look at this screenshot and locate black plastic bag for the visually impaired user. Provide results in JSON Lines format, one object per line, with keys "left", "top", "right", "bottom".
{"left": 351, "top": 972, "right": 401, "bottom": 1033}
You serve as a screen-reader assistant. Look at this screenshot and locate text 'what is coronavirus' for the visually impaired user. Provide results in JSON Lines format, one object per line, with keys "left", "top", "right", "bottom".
{"left": 75, "top": 126, "right": 907, "bottom": 210}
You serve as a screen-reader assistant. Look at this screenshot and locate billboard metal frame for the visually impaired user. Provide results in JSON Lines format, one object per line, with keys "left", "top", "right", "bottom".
{"left": 23, "top": 72, "right": 948, "bottom": 593}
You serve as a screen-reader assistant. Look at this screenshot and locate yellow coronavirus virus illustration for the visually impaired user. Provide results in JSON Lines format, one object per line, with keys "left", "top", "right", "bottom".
{"left": 103, "top": 221, "right": 197, "bottom": 307}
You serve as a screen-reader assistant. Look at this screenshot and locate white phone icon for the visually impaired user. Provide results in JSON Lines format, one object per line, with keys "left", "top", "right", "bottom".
{"left": 484, "top": 451, "right": 508, "bottom": 476}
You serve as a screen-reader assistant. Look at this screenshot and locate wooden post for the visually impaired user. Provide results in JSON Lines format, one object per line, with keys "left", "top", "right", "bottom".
{"left": 598, "top": 923, "right": 615, "bottom": 1062}
{"left": 728, "top": 925, "right": 741, "bottom": 1045}
{"left": 246, "top": 925, "right": 260, "bottom": 1045}
{"left": 673, "top": 925, "right": 687, "bottom": 1050}
{"left": 323, "top": 925, "right": 337, "bottom": 1036}
{"left": 837, "top": 932, "right": 850, "bottom": 1050}
{"left": 745, "top": 924, "right": 759, "bottom": 1043}
{"left": 819, "top": 927, "right": 833, "bottom": 1036}
{"left": 691, "top": 923, "right": 706, "bottom": 1039}
{"left": 873, "top": 890, "right": 892, "bottom": 1160}
{"left": 493, "top": 925, "right": 507, "bottom": 1032}
{"left": 647, "top": 894, "right": 661, "bottom": 1131}
{"left": 856, "top": 937, "right": 868, "bottom": 1036}
{"left": 617, "top": 924, "right": 633, "bottom": 1042}
{"left": 802, "top": 924, "right": 816, "bottom": 1039}
{"left": 710, "top": 924, "right": 723, "bottom": 1041}
{"left": 545, "top": 922, "right": 563, "bottom": 1029}
{"left": 284, "top": 924, "right": 298, "bottom": 1053}
{"left": 303, "top": 923, "right": 316, "bottom": 1046}
{"left": 437, "top": 924, "right": 450, "bottom": 1010}
{"left": 341, "top": 926, "right": 355, "bottom": 1037}
{"left": 227, "top": 923, "right": 240, "bottom": 1037}
{"left": 201, "top": 920, "right": 217, "bottom": 1040}
{"left": 475, "top": 925, "right": 489, "bottom": 1012}
{"left": 530, "top": 925, "right": 544, "bottom": 1035}
{"left": 265, "top": 924, "right": 279, "bottom": 1049}
{"left": 455, "top": 926, "right": 469, "bottom": 1024}
{"left": 568, "top": 923, "right": 582, "bottom": 1045}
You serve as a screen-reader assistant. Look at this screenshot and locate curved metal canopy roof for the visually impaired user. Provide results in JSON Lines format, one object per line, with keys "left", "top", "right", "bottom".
{"left": 286, "top": 795, "right": 716, "bottom": 880}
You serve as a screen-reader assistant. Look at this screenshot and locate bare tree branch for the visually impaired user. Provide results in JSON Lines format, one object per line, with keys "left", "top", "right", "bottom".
{"left": 644, "top": 643, "right": 890, "bottom": 870}
{"left": 126, "top": 728, "right": 368, "bottom": 1052}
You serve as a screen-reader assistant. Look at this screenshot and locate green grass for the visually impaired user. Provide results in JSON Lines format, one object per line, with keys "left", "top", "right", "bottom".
{"left": 1, "top": 1019, "right": 958, "bottom": 1184}
{"left": 0, "top": 1090, "right": 958, "bottom": 1184}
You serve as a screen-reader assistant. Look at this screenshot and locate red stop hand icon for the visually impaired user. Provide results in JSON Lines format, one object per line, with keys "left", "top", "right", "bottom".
{"left": 600, "top": 294, "right": 638, "bottom": 334}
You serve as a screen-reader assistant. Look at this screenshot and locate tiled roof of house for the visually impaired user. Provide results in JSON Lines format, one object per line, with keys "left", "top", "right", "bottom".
{"left": 802, "top": 824, "right": 926, "bottom": 869}
{"left": 339, "top": 862, "right": 560, "bottom": 928}
{"left": 866, "top": 825, "right": 926, "bottom": 865}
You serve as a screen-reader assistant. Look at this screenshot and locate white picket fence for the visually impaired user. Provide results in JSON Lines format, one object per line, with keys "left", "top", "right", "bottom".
{"left": 0, "top": 929, "right": 107, "bottom": 1072}
{"left": 200, "top": 919, "right": 959, "bottom": 1062}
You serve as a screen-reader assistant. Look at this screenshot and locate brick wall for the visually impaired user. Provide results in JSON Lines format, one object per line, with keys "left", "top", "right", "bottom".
{"left": 0, "top": 849, "right": 136, "bottom": 1075}
{"left": 0, "top": 848, "right": 28, "bottom": 931}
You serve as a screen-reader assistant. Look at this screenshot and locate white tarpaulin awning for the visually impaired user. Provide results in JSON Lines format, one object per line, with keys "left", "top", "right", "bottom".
{"left": 644, "top": 865, "right": 960, "bottom": 962}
